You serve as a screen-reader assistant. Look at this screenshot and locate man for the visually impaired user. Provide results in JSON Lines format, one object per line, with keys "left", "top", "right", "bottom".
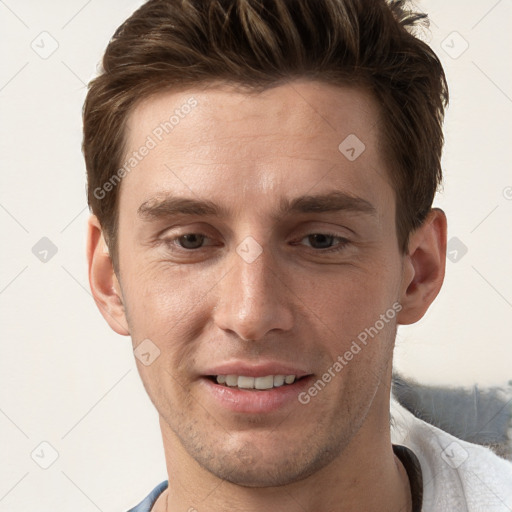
{"left": 83, "top": 0, "right": 512, "bottom": 510}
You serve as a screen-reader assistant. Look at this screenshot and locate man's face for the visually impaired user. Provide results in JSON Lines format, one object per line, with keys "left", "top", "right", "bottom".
{"left": 114, "top": 81, "right": 409, "bottom": 486}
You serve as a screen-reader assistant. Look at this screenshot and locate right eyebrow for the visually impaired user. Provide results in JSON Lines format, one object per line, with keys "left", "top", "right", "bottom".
{"left": 137, "top": 196, "right": 228, "bottom": 219}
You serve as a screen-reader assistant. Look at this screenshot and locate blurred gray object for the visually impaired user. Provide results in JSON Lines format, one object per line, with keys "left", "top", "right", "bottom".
{"left": 392, "top": 373, "right": 512, "bottom": 460}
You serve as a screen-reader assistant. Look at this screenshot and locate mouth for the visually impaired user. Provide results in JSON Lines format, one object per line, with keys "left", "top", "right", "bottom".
{"left": 201, "top": 372, "right": 314, "bottom": 414}
{"left": 207, "top": 374, "right": 306, "bottom": 390}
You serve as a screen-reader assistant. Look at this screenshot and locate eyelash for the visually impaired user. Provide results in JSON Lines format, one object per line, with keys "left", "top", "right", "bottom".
{"left": 298, "top": 232, "right": 350, "bottom": 253}
{"left": 162, "top": 232, "right": 350, "bottom": 254}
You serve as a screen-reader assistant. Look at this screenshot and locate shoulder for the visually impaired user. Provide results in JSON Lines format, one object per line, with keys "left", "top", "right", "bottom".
{"left": 390, "top": 397, "right": 512, "bottom": 511}
{"left": 126, "top": 480, "right": 168, "bottom": 512}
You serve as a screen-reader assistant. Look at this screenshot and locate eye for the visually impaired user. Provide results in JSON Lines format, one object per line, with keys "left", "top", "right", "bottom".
{"left": 163, "top": 233, "right": 212, "bottom": 250}
{"left": 298, "top": 233, "right": 349, "bottom": 253}
{"left": 161, "top": 231, "right": 350, "bottom": 254}
{"left": 179, "top": 233, "right": 206, "bottom": 249}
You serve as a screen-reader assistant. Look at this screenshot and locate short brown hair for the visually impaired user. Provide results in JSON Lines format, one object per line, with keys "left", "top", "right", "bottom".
{"left": 83, "top": 0, "right": 448, "bottom": 271}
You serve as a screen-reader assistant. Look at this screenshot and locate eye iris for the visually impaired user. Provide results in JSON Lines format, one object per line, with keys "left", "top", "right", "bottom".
{"left": 309, "top": 234, "right": 334, "bottom": 249}
{"left": 179, "top": 234, "right": 204, "bottom": 249}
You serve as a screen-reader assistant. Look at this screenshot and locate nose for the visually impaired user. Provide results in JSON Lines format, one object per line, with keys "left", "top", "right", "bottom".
{"left": 213, "top": 239, "right": 294, "bottom": 341}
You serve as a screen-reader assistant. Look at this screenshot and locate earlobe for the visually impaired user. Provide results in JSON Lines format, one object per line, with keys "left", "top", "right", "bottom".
{"left": 396, "top": 208, "right": 447, "bottom": 325}
{"left": 86, "top": 215, "right": 130, "bottom": 336}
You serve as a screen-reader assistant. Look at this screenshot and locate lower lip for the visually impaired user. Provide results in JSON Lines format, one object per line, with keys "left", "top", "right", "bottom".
{"left": 200, "top": 376, "right": 314, "bottom": 414}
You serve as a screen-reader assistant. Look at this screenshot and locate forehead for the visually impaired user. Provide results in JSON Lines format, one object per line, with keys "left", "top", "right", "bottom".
{"left": 120, "top": 80, "right": 392, "bottom": 216}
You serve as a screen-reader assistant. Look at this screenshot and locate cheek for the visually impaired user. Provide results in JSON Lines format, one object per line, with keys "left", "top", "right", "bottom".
{"left": 124, "top": 262, "right": 196, "bottom": 316}
{"left": 305, "top": 266, "right": 398, "bottom": 332}
{"left": 121, "top": 263, "right": 216, "bottom": 367}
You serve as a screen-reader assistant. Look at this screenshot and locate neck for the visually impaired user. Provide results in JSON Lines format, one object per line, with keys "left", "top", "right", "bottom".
{"left": 155, "top": 394, "right": 411, "bottom": 512}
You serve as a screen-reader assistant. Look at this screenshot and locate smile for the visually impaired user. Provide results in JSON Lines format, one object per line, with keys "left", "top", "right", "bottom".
{"left": 214, "top": 374, "right": 298, "bottom": 389}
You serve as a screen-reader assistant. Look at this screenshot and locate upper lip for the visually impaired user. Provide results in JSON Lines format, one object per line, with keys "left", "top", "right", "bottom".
{"left": 203, "top": 361, "right": 312, "bottom": 379}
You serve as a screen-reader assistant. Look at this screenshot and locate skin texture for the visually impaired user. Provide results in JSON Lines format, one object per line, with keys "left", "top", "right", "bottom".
{"left": 87, "top": 80, "right": 447, "bottom": 511}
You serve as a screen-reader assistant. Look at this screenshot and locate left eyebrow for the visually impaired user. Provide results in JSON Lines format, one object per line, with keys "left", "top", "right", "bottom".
{"left": 277, "top": 191, "right": 376, "bottom": 218}
{"left": 137, "top": 190, "right": 377, "bottom": 221}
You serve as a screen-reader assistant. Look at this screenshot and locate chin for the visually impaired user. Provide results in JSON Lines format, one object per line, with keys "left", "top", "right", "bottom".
{"left": 205, "top": 460, "right": 315, "bottom": 488}
{"left": 194, "top": 438, "right": 340, "bottom": 488}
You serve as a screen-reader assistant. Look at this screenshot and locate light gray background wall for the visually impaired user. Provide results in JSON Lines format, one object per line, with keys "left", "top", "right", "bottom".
{"left": 1, "top": 0, "right": 511, "bottom": 510}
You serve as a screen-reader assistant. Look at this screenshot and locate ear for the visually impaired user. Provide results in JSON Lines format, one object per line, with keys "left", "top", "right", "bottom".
{"left": 396, "top": 208, "right": 447, "bottom": 325}
{"left": 86, "top": 214, "right": 130, "bottom": 336}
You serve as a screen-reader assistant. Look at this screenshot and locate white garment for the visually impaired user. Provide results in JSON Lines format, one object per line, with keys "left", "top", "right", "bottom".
{"left": 390, "top": 397, "right": 512, "bottom": 511}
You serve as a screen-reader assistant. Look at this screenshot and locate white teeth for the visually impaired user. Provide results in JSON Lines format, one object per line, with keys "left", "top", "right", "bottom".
{"left": 216, "top": 375, "right": 296, "bottom": 390}
{"left": 225, "top": 375, "right": 238, "bottom": 387}
{"left": 273, "top": 375, "right": 285, "bottom": 387}
{"left": 215, "top": 374, "right": 298, "bottom": 389}
{"left": 238, "top": 376, "right": 254, "bottom": 389}
{"left": 255, "top": 375, "right": 274, "bottom": 390}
